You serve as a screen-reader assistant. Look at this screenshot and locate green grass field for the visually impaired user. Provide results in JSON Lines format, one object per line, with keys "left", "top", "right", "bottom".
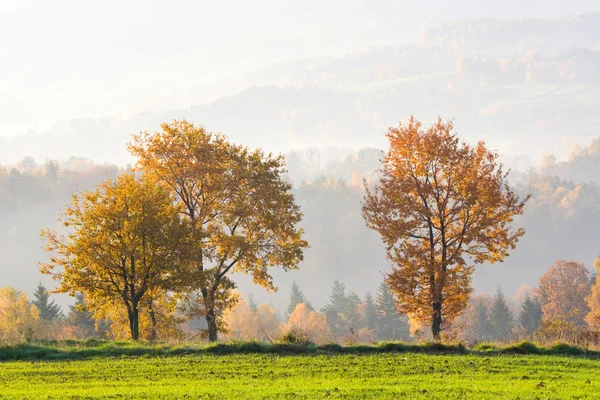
{"left": 1, "top": 342, "right": 599, "bottom": 399}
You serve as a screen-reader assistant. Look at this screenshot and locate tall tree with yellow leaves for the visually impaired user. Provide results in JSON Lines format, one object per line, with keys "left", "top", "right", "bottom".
{"left": 362, "top": 117, "right": 528, "bottom": 340}
{"left": 0, "top": 286, "right": 41, "bottom": 342}
{"left": 586, "top": 258, "right": 600, "bottom": 331}
{"left": 129, "top": 120, "right": 308, "bottom": 341}
{"left": 40, "top": 173, "right": 186, "bottom": 340}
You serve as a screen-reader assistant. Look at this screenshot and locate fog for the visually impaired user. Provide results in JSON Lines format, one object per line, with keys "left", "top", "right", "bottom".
{"left": 1, "top": 1, "right": 600, "bottom": 314}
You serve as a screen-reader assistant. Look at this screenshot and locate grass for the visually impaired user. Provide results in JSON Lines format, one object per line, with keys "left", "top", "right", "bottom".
{"left": 1, "top": 341, "right": 600, "bottom": 398}
{"left": 0, "top": 339, "right": 598, "bottom": 361}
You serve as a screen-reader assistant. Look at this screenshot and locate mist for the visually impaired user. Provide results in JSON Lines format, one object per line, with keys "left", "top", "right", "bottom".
{"left": 2, "top": 1, "right": 600, "bottom": 319}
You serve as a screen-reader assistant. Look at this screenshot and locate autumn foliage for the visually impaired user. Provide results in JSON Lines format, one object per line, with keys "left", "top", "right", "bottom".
{"left": 40, "top": 173, "right": 186, "bottom": 340}
{"left": 538, "top": 260, "right": 592, "bottom": 327}
{"left": 362, "top": 117, "right": 528, "bottom": 340}
{"left": 586, "top": 258, "right": 600, "bottom": 331}
{"left": 128, "top": 121, "right": 308, "bottom": 341}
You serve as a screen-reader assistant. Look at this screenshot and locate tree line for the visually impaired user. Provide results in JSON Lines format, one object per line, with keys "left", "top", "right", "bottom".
{"left": 32, "top": 117, "right": 532, "bottom": 342}
{"left": 3, "top": 256, "right": 599, "bottom": 346}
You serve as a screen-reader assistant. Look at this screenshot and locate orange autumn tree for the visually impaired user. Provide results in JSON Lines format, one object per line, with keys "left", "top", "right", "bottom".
{"left": 129, "top": 120, "right": 308, "bottom": 341}
{"left": 586, "top": 258, "right": 600, "bottom": 331}
{"left": 40, "top": 173, "right": 185, "bottom": 340}
{"left": 538, "top": 260, "right": 592, "bottom": 327}
{"left": 362, "top": 117, "right": 528, "bottom": 340}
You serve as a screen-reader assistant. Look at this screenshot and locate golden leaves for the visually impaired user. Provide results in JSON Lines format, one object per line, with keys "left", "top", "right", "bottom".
{"left": 40, "top": 173, "right": 186, "bottom": 339}
{"left": 128, "top": 120, "right": 308, "bottom": 294}
{"left": 363, "top": 116, "right": 528, "bottom": 332}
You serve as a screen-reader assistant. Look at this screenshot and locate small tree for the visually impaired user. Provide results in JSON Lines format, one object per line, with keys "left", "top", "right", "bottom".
{"left": 288, "top": 281, "right": 313, "bottom": 315}
{"left": 0, "top": 286, "right": 41, "bottom": 342}
{"left": 360, "top": 293, "right": 378, "bottom": 332}
{"left": 345, "top": 292, "right": 363, "bottom": 333}
{"left": 322, "top": 280, "right": 349, "bottom": 337}
{"left": 41, "top": 173, "right": 185, "bottom": 340}
{"left": 519, "top": 294, "right": 542, "bottom": 335}
{"left": 489, "top": 287, "right": 514, "bottom": 341}
{"left": 362, "top": 117, "right": 528, "bottom": 340}
{"left": 468, "top": 296, "right": 493, "bottom": 342}
{"left": 375, "top": 282, "right": 410, "bottom": 340}
{"left": 538, "top": 260, "right": 591, "bottom": 327}
{"left": 65, "top": 293, "right": 109, "bottom": 339}
{"left": 247, "top": 294, "right": 259, "bottom": 313}
{"left": 586, "top": 258, "right": 600, "bottom": 331}
{"left": 285, "top": 303, "right": 333, "bottom": 344}
{"left": 32, "top": 283, "right": 63, "bottom": 323}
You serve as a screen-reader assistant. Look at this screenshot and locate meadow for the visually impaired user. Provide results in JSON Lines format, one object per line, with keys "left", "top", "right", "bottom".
{"left": 1, "top": 341, "right": 599, "bottom": 399}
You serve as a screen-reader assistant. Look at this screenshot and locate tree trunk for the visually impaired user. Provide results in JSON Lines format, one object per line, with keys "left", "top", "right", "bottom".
{"left": 149, "top": 300, "right": 157, "bottom": 342}
{"left": 128, "top": 307, "right": 140, "bottom": 341}
{"left": 205, "top": 307, "right": 218, "bottom": 342}
{"left": 431, "top": 300, "right": 442, "bottom": 341}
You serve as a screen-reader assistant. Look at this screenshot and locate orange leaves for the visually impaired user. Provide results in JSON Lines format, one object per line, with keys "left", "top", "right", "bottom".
{"left": 586, "top": 258, "right": 600, "bottom": 331}
{"left": 539, "top": 260, "right": 592, "bottom": 327}
{"left": 363, "top": 116, "right": 528, "bottom": 338}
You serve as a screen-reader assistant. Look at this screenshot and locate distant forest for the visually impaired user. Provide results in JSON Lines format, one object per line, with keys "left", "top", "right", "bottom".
{"left": 2, "top": 137, "right": 600, "bottom": 312}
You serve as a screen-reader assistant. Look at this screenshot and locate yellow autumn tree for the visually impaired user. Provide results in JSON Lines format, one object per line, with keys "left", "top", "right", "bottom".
{"left": 362, "top": 117, "right": 528, "bottom": 340}
{"left": 586, "top": 258, "right": 600, "bottom": 331}
{"left": 284, "top": 303, "right": 333, "bottom": 344}
{"left": 0, "top": 286, "right": 41, "bottom": 342}
{"left": 222, "top": 298, "right": 280, "bottom": 341}
{"left": 40, "top": 173, "right": 186, "bottom": 340}
{"left": 537, "top": 260, "right": 592, "bottom": 327}
{"left": 129, "top": 120, "right": 308, "bottom": 341}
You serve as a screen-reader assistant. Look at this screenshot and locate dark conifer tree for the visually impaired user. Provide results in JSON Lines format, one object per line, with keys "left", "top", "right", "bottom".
{"left": 287, "top": 281, "right": 314, "bottom": 315}
{"left": 345, "top": 291, "right": 363, "bottom": 333}
{"left": 489, "top": 287, "right": 514, "bottom": 341}
{"left": 375, "top": 282, "right": 409, "bottom": 340}
{"left": 519, "top": 294, "right": 542, "bottom": 335}
{"left": 66, "top": 293, "right": 106, "bottom": 338}
{"left": 322, "top": 280, "right": 349, "bottom": 337}
{"left": 32, "top": 283, "right": 63, "bottom": 322}
{"left": 362, "top": 293, "right": 378, "bottom": 331}
{"left": 247, "top": 294, "right": 258, "bottom": 313}
{"left": 469, "top": 297, "right": 493, "bottom": 341}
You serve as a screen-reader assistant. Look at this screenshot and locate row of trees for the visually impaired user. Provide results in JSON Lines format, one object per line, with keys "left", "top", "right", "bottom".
{"left": 36, "top": 116, "right": 530, "bottom": 342}
{"left": 0, "top": 284, "right": 108, "bottom": 342}
{"left": 3, "top": 259, "right": 597, "bottom": 345}
{"left": 41, "top": 121, "right": 308, "bottom": 341}
{"left": 456, "top": 259, "right": 600, "bottom": 344}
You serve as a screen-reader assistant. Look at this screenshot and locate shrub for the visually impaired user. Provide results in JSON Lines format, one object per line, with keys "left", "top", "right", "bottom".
{"left": 279, "top": 328, "right": 310, "bottom": 345}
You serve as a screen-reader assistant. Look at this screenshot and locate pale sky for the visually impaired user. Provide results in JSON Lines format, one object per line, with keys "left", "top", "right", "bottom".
{"left": 1, "top": 0, "right": 599, "bottom": 138}
{"left": 0, "top": 1, "right": 413, "bottom": 137}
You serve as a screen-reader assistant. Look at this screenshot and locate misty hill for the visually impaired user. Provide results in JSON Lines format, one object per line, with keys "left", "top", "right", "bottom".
{"left": 2, "top": 14, "right": 600, "bottom": 166}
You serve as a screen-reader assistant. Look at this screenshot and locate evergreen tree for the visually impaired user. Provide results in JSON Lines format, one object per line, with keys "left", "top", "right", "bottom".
{"left": 519, "top": 294, "right": 542, "bottom": 335}
{"left": 468, "top": 297, "right": 493, "bottom": 341}
{"left": 362, "top": 293, "right": 378, "bottom": 331}
{"left": 287, "top": 281, "right": 313, "bottom": 315}
{"left": 322, "top": 280, "right": 349, "bottom": 337}
{"left": 489, "top": 287, "right": 514, "bottom": 341}
{"left": 375, "top": 282, "right": 410, "bottom": 340}
{"left": 66, "top": 293, "right": 105, "bottom": 338}
{"left": 32, "top": 283, "right": 63, "bottom": 322}
{"left": 345, "top": 291, "right": 363, "bottom": 333}
{"left": 247, "top": 294, "right": 258, "bottom": 313}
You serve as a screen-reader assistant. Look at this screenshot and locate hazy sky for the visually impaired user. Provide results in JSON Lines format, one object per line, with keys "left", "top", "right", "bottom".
{"left": 0, "top": 1, "right": 411, "bottom": 137}
{"left": 3, "top": 0, "right": 600, "bottom": 139}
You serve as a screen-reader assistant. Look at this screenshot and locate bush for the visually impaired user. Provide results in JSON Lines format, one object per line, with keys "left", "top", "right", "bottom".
{"left": 279, "top": 328, "right": 310, "bottom": 345}
{"left": 500, "top": 341, "right": 541, "bottom": 354}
